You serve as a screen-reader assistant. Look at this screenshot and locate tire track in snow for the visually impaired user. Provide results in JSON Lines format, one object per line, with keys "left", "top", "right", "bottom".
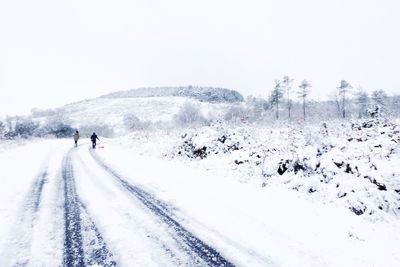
{"left": 90, "top": 149, "right": 234, "bottom": 267}
{"left": 32, "top": 171, "right": 47, "bottom": 213}
{"left": 79, "top": 201, "right": 117, "bottom": 267}
{"left": 62, "top": 151, "right": 116, "bottom": 267}
{"left": 0, "top": 168, "right": 49, "bottom": 266}
{"left": 63, "top": 154, "right": 84, "bottom": 267}
{"left": 73, "top": 152, "right": 190, "bottom": 266}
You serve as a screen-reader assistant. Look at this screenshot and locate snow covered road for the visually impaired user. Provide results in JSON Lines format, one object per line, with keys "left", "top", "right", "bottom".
{"left": 89, "top": 148, "right": 233, "bottom": 266}
{"left": 0, "top": 140, "right": 235, "bottom": 266}
{"left": 62, "top": 150, "right": 116, "bottom": 266}
{"left": 72, "top": 145, "right": 234, "bottom": 266}
{"left": 1, "top": 139, "right": 400, "bottom": 266}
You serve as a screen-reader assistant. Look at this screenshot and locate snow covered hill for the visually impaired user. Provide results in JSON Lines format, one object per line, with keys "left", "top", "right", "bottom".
{"left": 49, "top": 96, "right": 230, "bottom": 124}
{"left": 30, "top": 87, "right": 242, "bottom": 135}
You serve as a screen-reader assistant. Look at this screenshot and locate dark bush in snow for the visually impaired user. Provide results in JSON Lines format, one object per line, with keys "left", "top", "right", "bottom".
{"left": 277, "top": 160, "right": 289, "bottom": 175}
{"left": 40, "top": 121, "right": 75, "bottom": 138}
{"left": 31, "top": 114, "right": 75, "bottom": 138}
{"left": 14, "top": 118, "right": 39, "bottom": 138}
{"left": 367, "top": 105, "right": 381, "bottom": 118}
{"left": 176, "top": 138, "right": 208, "bottom": 159}
{"left": 173, "top": 127, "right": 248, "bottom": 159}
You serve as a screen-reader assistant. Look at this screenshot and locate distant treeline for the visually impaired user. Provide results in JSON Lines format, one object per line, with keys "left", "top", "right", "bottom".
{"left": 100, "top": 86, "right": 245, "bottom": 103}
{"left": 0, "top": 116, "right": 75, "bottom": 139}
{"left": 260, "top": 77, "right": 400, "bottom": 122}
{"left": 0, "top": 114, "right": 114, "bottom": 140}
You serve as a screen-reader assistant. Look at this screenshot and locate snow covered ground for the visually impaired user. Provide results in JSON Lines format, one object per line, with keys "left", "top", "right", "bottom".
{"left": 1, "top": 118, "right": 399, "bottom": 267}
{"left": 0, "top": 139, "right": 69, "bottom": 266}
{"left": 97, "top": 141, "right": 400, "bottom": 267}
{"left": 32, "top": 96, "right": 232, "bottom": 131}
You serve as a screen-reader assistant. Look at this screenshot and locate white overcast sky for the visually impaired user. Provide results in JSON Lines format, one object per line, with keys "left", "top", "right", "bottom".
{"left": 0, "top": 0, "right": 399, "bottom": 116}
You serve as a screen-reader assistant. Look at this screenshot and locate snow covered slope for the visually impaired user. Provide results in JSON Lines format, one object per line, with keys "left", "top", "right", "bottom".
{"left": 32, "top": 96, "right": 234, "bottom": 131}
{"left": 29, "top": 86, "right": 244, "bottom": 132}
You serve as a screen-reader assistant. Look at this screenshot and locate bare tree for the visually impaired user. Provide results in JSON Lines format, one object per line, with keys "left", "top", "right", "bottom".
{"left": 174, "top": 102, "right": 206, "bottom": 126}
{"left": 371, "top": 89, "right": 388, "bottom": 114}
{"left": 123, "top": 114, "right": 149, "bottom": 131}
{"left": 297, "top": 80, "right": 312, "bottom": 121}
{"left": 269, "top": 80, "right": 284, "bottom": 120}
{"left": 5, "top": 116, "right": 15, "bottom": 132}
{"left": 282, "top": 75, "right": 294, "bottom": 120}
{"left": 355, "top": 87, "right": 368, "bottom": 118}
{"left": 390, "top": 94, "right": 400, "bottom": 117}
{"left": 224, "top": 105, "right": 247, "bottom": 123}
{"left": 0, "top": 121, "right": 5, "bottom": 138}
{"left": 337, "top": 80, "right": 352, "bottom": 118}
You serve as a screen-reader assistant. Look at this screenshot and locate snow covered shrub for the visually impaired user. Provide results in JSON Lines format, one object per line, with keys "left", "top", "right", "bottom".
{"left": 319, "top": 122, "right": 329, "bottom": 137}
{"left": 123, "top": 114, "right": 150, "bottom": 131}
{"left": 13, "top": 118, "right": 39, "bottom": 138}
{"left": 367, "top": 104, "right": 380, "bottom": 118}
{"left": 223, "top": 105, "right": 248, "bottom": 122}
{"left": 245, "top": 96, "right": 269, "bottom": 122}
{"left": 174, "top": 132, "right": 209, "bottom": 159}
{"left": 40, "top": 121, "right": 75, "bottom": 138}
{"left": 169, "top": 119, "right": 400, "bottom": 221}
{"left": 172, "top": 126, "right": 252, "bottom": 162}
{"left": 174, "top": 102, "right": 207, "bottom": 127}
{"left": 34, "top": 114, "right": 75, "bottom": 138}
{"left": 0, "top": 121, "right": 5, "bottom": 139}
{"left": 267, "top": 119, "right": 400, "bottom": 219}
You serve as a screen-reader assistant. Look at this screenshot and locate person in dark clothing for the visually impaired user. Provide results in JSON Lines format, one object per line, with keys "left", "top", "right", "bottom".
{"left": 73, "top": 130, "right": 80, "bottom": 147}
{"left": 90, "top": 132, "right": 100, "bottom": 149}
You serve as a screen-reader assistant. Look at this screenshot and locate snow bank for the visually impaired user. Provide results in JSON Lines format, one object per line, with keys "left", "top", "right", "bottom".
{"left": 169, "top": 119, "right": 400, "bottom": 222}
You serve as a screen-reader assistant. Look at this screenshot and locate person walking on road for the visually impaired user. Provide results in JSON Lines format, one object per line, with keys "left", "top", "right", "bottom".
{"left": 73, "top": 130, "right": 80, "bottom": 147}
{"left": 90, "top": 132, "right": 100, "bottom": 149}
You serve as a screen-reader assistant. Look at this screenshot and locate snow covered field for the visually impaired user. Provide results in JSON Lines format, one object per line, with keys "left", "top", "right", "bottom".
{"left": 1, "top": 117, "right": 399, "bottom": 267}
